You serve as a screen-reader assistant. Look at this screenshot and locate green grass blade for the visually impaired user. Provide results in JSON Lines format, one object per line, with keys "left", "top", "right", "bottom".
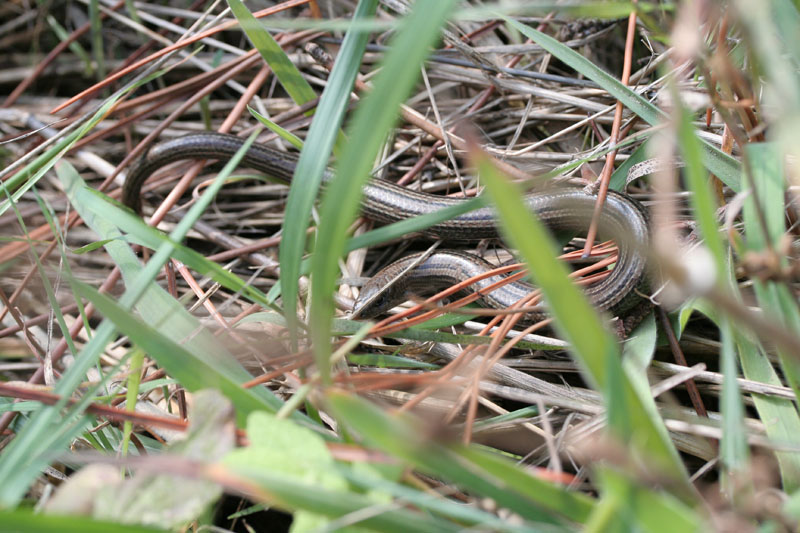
{"left": 89, "top": 0, "right": 105, "bottom": 82}
{"left": 587, "top": 468, "right": 704, "bottom": 532}
{"left": 740, "top": 142, "right": 800, "bottom": 490}
{"left": 277, "top": 0, "right": 378, "bottom": 348}
{"left": 249, "top": 107, "right": 304, "bottom": 149}
{"left": 335, "top": 466, "right": 535, "bottom": 533}
{"left": 742, "top": 143, "right": 800, "bottom": 396}
{"left": 0, "top": 94, "right": 121, "bottom": 217}
{"left": 694, "top": 299, "right": 800, "bottom": 492}
{"left": 325, "top": 391, "right": 585, "bottom": 526}
{"left": 673, "top": 96, "right": 749, "bottom": 481}
{"left": 242, "top": 311, "right": 564, "bottom": 351}
{"left": 474, "top": 150, "right": 691, "bottom": 494}
{"left": 309, "top": 0, "right": 456, "bottom": 380}
{"left": 46, "top": 15, "right": 91, "bottom": 68}
{"left": 341, "top": 128, "right": 655, "bottom": 255}
{"left": 76, "top": 192, "right": 273, "bottom": 309}
{"left": 71, "top": 281, "right": 273, "bottom": 420}
{"left": 54, "top": 141, "right": 307, "bottom": 418}
{"left": 121, "top": 348, "right": 145, "bottom": 457}
{"left": 345, "top": 197, "right": 484, "bottom": 249}
{"left": 502, "top": 16, "right": 741, "bottom": 191}
{"left": 226, "top": 0, "right": 317, "bottom": 105}
{"left": 0, "top": 510, "right": 166, "bottom": 533}
{"left": 719, "top": 316, "right": 749, "bottom": 480}
{"left": 676, "top": 101, "right": 727, "bottom": 273}
{"left": 735, "top": 331, "right": 800, "bottom": 491}
{"left": 226, "top": 467, "right": 465, "bottom": 532}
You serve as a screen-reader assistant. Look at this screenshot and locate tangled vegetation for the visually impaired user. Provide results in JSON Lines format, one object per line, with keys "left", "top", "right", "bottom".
{"left": 1, "top": 0, "right": 800, "bottom": 531}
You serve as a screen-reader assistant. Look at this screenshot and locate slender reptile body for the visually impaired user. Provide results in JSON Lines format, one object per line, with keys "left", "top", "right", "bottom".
{"left": 124, "top": 132, "right": 650, "bottom": 322}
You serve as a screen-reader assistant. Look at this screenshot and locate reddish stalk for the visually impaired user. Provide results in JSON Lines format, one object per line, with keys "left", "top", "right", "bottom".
{"left": 582, "top": 4, "right": 639, "bottom": 257}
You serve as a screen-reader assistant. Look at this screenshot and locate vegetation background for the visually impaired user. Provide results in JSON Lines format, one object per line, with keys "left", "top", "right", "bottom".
{"left": 1, "top": 0, "right": 799, "bottom": 531}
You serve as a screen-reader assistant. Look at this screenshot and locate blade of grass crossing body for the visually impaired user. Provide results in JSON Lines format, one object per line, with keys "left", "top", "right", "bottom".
{"left": 473, "top": 151, "right": 691, "bottom": 495}
{"left": 674, "top": 97, "right": 750, "bottom": 481}
{"left": 273, "top": 0, "right": 378, "bottom": 348}
{"left": 229, "top": 0, "right": 361, "bottom": 348}
{"left": 308, "top": 128, "right": 650, "bottom": 266}
{"left": 501, "top": 15, "right": 741, "bottom": 191}
{"left": 309, "top": 0, "right": 456, "bottom": 380}
{"left": 343, "top": 131, "right": 651, "bottom": 253}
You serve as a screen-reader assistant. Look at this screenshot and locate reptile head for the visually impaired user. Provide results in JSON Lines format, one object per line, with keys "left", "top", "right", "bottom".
{"left": 350, "top": 279, "right": 408, "bottom": 320}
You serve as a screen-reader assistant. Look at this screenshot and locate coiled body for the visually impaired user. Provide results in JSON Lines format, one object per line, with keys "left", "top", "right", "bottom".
{"left": 124, "top": 132, "right": 650, "bottom": 321}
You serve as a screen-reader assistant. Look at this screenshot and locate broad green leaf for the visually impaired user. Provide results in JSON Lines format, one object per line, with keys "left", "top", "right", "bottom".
{"left": 224, "top": 411, "right": 349, "bottom": 532}
{"left": 47, "top": 391, "right": 234, "bottom": 529}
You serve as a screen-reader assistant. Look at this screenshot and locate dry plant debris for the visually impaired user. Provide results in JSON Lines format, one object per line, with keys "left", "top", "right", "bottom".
{"left": 1, "top": 1, "right": 800, "bottom": 531}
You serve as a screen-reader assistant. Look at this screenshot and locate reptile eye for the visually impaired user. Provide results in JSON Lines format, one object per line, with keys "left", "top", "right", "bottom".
{"left": 364, "top": 291, "right": 389, "bottom": 313}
